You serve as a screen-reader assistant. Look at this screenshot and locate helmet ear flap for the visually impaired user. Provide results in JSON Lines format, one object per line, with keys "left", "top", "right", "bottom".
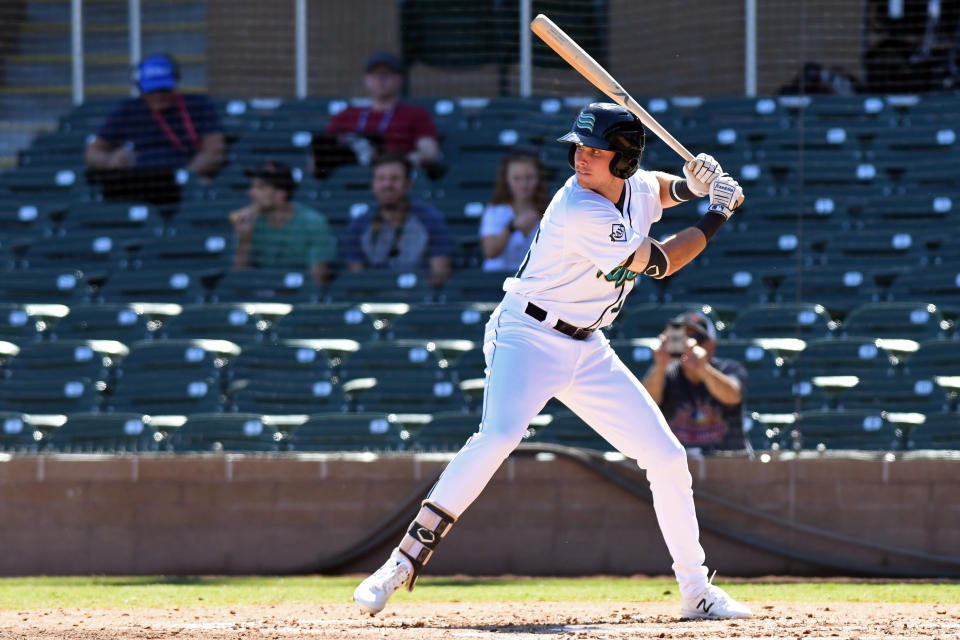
{"left": 566, "top": 144, "right": 577, "bottom": 172}
{"left": 609, "top": 150, "right": 641, "bottom": 179}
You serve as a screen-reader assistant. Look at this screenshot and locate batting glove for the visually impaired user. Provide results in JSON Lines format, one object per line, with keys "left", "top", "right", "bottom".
{"left": 707, "top": 174, "right": 744, "bottom": 219}
{"left": 682, "top": 153, "right": 722, "bottom": 197}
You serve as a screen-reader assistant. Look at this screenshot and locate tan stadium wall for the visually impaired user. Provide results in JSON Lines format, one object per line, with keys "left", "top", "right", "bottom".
{"left": 0, "top": 453, "right": 955, "bottom": 576}
{"left": 206, "top": 0, "right": 864, "bottom": 98}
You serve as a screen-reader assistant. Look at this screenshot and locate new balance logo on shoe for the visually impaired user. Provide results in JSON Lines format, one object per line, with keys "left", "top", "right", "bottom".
{"left": 697, "top": 598, "right": 713, "bottom": 614}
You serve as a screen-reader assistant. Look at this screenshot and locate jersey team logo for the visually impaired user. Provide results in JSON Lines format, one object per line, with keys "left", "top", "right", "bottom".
{"left": 575, "top": 112, "right": 596, "bottom": 132}
{"left": 609, "top": 223, "right": 627, "bottom": 242}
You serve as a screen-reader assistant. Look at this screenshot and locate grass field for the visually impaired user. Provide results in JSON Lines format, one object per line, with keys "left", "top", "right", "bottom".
{"left": 0, "top": 575, "right": 957, "bottom": 610}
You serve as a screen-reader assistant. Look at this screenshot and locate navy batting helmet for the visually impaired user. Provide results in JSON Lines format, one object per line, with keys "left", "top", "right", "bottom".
{"left": 558, "top": 102, "right": 645, "bottom": 179}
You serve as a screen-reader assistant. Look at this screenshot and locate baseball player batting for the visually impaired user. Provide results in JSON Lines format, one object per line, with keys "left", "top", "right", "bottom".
{"left": 354, "top": 103, "right": 749, "bottom": 620}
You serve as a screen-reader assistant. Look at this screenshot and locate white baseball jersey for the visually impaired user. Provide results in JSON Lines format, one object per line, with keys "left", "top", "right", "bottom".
{"left": 502, "top": 170, "right": 663, "bottom": 328}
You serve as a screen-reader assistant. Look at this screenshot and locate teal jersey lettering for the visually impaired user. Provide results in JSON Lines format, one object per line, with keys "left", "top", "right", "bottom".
{"left": 596, "top": 265, "right": 638, "bottom": 288}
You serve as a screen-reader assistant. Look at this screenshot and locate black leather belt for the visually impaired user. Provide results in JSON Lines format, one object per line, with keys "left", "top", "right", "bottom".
{"left": 524, "top": 302, "right": 595, "bottom": 341}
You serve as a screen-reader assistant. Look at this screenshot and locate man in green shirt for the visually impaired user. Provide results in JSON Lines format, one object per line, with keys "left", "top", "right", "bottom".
{"left": 229, "top": 161, "right": 336, "bottom": 285}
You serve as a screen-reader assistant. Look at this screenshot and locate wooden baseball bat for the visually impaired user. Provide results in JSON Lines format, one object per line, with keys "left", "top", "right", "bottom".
{"left": 530, "top": 14, "right": 694, "bottom": 162}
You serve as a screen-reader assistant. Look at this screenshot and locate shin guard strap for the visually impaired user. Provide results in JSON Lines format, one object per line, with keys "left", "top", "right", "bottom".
{"left": 397, "top": 501, "right": 457, "bottom": 591}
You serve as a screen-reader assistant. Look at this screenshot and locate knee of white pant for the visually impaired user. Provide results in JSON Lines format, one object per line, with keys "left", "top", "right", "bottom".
{"left": 471, "top": 427, "right": 524, "bottom": 458}
{"left": 643, "top": 442, "right": 690, "bottom": 481}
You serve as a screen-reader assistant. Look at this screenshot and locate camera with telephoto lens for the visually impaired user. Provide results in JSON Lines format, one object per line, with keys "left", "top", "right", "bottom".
{"left": 665, "top": 322, "right": 687, "bottom": 358}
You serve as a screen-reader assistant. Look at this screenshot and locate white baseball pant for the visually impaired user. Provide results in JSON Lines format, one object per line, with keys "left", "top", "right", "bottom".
{"left": 426, "top": 294, "right": 711, "bottom": 598}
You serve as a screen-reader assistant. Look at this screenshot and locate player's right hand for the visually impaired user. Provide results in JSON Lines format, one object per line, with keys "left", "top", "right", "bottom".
{"left": 683, "top": 153, "right": 721, "bottom": 197}
{"left": 707, "top": 174, "right": 744, "bottom": 219}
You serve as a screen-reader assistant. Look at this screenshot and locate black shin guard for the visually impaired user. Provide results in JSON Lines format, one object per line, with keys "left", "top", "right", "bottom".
{"left": 397, "top": 500, "right": 457, "bottom": 591}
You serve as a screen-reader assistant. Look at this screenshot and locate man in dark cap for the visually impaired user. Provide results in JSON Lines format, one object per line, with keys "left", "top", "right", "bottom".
{"left": 642, "top": 311, "right": 748, "bottom": 453}
{"left": 325, "top": 51, "right": 441, "bottom": 169}
{"left": 228, "top": 161, "right": 336, "bottom": 285}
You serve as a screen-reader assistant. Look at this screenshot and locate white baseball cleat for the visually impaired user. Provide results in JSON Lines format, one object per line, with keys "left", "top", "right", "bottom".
{"left": 680, "top": 582, "right": 753, "bottom": 620}
{"left": 353, "top": 550, "right": 413, "bottom": 616}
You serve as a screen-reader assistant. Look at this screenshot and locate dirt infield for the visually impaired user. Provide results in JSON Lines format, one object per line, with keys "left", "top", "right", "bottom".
{"left": 0, "top": 601, "right": 957, "bottom": 639}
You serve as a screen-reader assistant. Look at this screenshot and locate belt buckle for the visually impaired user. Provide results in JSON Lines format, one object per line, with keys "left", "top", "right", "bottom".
{"left": 571, "top": 327, "right": 591, "bottom": 340}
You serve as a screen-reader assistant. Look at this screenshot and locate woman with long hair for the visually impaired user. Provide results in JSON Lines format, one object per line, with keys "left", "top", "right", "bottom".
{"left": 479, "top": 152, "right": 550, "bottom": 271}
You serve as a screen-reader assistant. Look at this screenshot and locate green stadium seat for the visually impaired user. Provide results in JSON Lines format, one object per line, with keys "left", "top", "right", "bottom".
{"left": 132, "top": 232, "right": 235, "bottom": 272}
{"left": 272, "top": 303, "right": 377, "bottom": 342}
{"left": 211, "top": 269, "right": 320, "bottom": 303}
{"left": 792, "top": 409, "right": 899, "bottom": 451}
{"left": 231, "top": 376, "right": 346, "bottom": 414}
{"left": 109, "top": 373, "right": 222, "bottom": 415}
{"left": 887, "top": 268, "right": 960, "bottom": 311}
{"left": 528, "top": 410, "right": 610, "bottom": 451}
{"left": 774, "top": 268, "right": 884, "bottom": 315}
{"left": 662, "top": 266, "right": 771, "bottom": 307}
{"left": 6, "top": 340, "right": 118, "bottom": 381}
{"left": 714, "top": 339, "right": 784, "bottom": 374}
{"left": 743, "top": 412, "right": 794, "bottom": 450}
{"left": 167, "top": 413, "right": 280, "bottom": 452}
{"left": 609, "top": 338, "right": 656, "bottom": 378}
{"left": 385, "top": 302, "right": 494, "bottom": 340}
{"left": 791, "top": 337, "right": 896, "bottom": 378}
{"left": 818, "top": 229, "right": 935, "bottom": 268}
{"left": 610, "top": 303, "right": 727, "bottom": 340}
{"left": 119, "top": 339, "right": 229, "bottom": 378}
{"left": 905, "top": 339, "right": 960, "bottom": 378}
{"left": 742, "top": 372, "right": 799, "bottom": 414}
{"left": 0, "top": 268, "right": 87, "bottom": 304}
{"left": 228, "top": 341, "right": 339, "bottom": 412}
{"left": 343, "top": 374, "right": 464, "bottom": 413}
{"left": 17, "top": 231, "right": 134, "bottom": 272}
{"left": 0, "top": 196, "right": 66, "bottom": 235}
{"left": 0, "top": 412, "right": 42, "bottom": 453}
{"left": 905, "top": 413, "right": 960, "bottom": 450}
{"left": 161, "top": 303, "right": 267, "bottom": 343}
{"left": 324, "top": 270, "right": 437, "bottom": 303}
{"left": 0, "top": 303, "right": 47, "bottom": 342}
{"left": 842, "top": 302, "right": 950, "bottom": 340}
{"left": 340, "top": 341, "right": 446, "bottom": 379}
{"left": 843, "top": 373, "right": 947, "bottom": 414}
{"left": 169, "top": 200, "right": 241, "bottom": 233}
{"left": 61, "top": 201, "right": 163, "bottom": 236}
{"left": 44, "top": 412, "right": 160, "bottom": 453}
{"left": 0, "top": 166, "right": 88, "bottom": 196}
{"left": 727, "top": 303, "right": 836, "bottom": 339}
{"left": 286, "top": 412, "right": 407, "bottom": 452}
{"left": 0, "top": 373, "right": 102, "bottom": 413}
{"left": 96, "top": 269, "right": 206, "bottom": 304}
{"left": 230, "top": 341, "right": 332, "bottom": 378}
{"left": 439, "top": 268, "right": 510, "bottom": 303}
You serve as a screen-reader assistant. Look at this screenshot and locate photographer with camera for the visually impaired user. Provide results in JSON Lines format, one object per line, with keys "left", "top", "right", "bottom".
{"left": 641, "top": 311, "right": 748, "bottom": 454}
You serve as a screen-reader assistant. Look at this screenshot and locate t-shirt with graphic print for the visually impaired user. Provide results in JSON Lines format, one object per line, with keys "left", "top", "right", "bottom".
{"left": 659, "top": 357, "right": 748, "bottom": 451}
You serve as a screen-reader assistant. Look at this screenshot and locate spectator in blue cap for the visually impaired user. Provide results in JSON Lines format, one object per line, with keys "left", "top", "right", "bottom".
{"left": 85, "top": 53, "right": 225, "bottom": 182}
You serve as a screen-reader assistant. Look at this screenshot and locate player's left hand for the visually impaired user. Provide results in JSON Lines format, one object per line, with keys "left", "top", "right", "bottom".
{"left": 683, "top": 153, "right": 722, "bottom": 197}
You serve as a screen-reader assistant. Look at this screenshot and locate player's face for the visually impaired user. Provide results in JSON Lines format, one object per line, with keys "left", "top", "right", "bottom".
{"left": 372, "top": 161, "right": 411, "bottom": 206}
{"left": 506, "top": 159, "right": 539, "bottom": 202}
{"left": 364, "top": 66, "right": 403, "bottom": 101}
{"left": 573, "top": 145, "right": 616, "bottom": 190}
